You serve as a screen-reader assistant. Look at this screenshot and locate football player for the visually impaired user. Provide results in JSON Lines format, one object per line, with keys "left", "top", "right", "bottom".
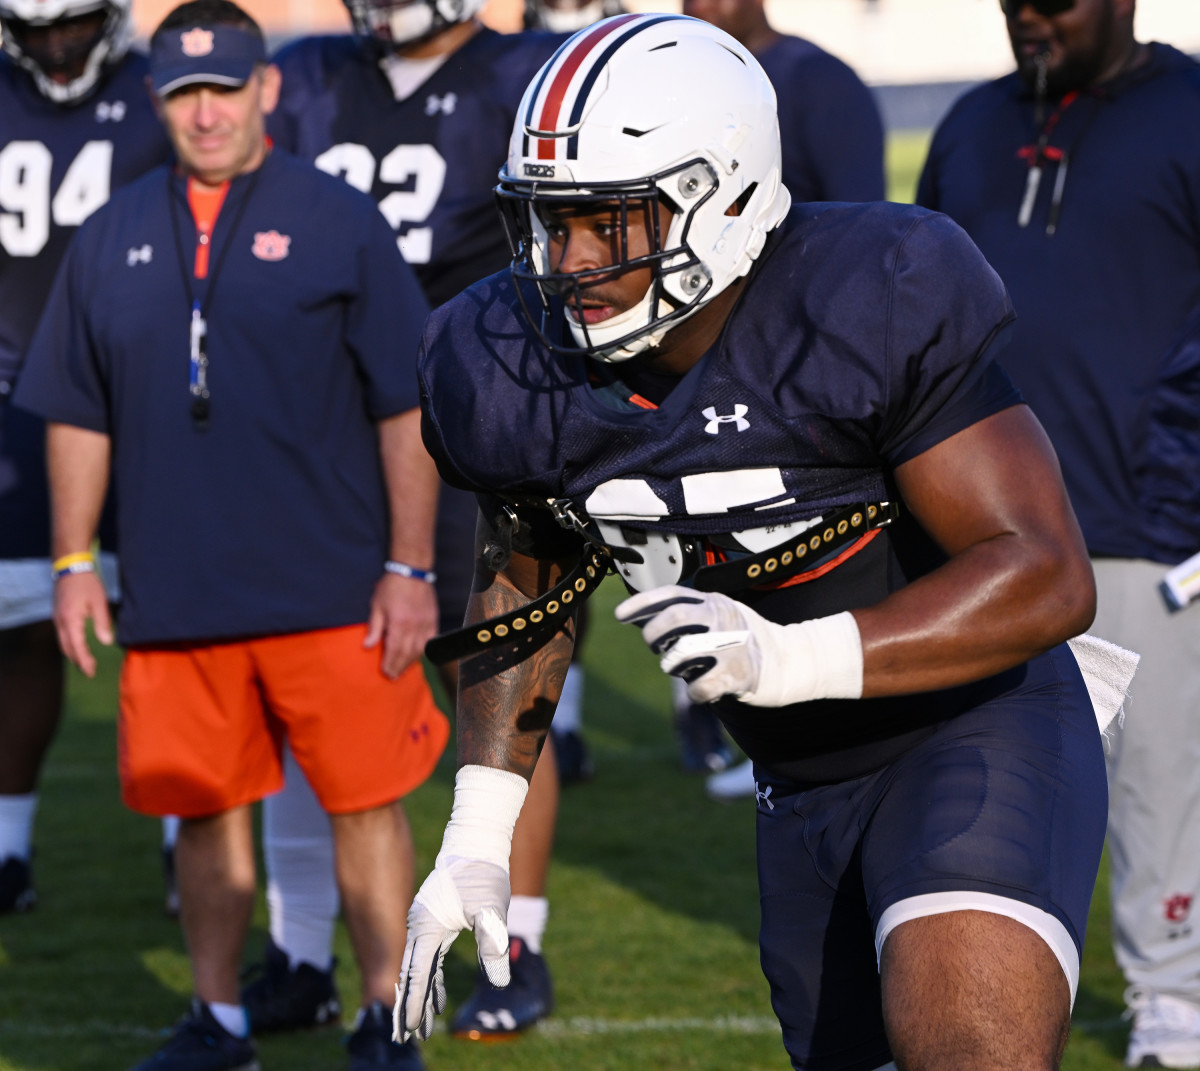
{"left": 395, "top": 15, "right": 1113, "bottom": 1071}
{"left": 240, "top": 0, "right": 571, "bottom": 1046}
{"left": 0, "top": 0, "right": 170, "bottom": 913}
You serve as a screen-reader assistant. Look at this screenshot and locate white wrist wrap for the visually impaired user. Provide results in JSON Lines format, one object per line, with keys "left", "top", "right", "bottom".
{"left": 744, "top": 610, "right": 864, "bottom": 707}
{"left": 436, "top": 764, "right": 529, "bottom": 869}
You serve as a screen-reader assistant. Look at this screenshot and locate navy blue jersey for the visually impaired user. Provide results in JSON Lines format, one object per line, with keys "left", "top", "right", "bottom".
{"left": 918, "top": 44, "right": 1200, "bottom": 563}
{"left": 15, "top": 150, "right": 429, "bottom": 645}
{"left": 420, "top": 201, "right": 1030, "bottom": 781}
{"left": 268, "top": 28, "right": 564, "bottom": 308}
{"left": 758, "top": 34, "right": 885, "bottom": 204}
{"left": 0, "top": 52, "right": 172, "bottom": 555}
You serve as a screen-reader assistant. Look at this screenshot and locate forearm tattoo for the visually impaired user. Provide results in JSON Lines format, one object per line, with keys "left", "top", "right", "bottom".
{"left": 457, "top": 573, "right": 577, "bottom": 780}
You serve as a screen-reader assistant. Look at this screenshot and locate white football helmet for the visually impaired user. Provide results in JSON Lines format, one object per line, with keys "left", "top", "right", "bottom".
{"left": 496, "top": 13, "right": 790, "bottom": 363}
{"left": 0, "top": 0, "right": 132, "bottom": 103}
{"left": 343, "top": 0, "right": 484, "bottom": 50}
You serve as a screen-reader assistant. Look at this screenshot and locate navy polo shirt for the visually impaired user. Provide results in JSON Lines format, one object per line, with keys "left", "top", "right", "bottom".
{"left": 16, "top": 149, "right": 430, "bottom": 645}
{"left": 918, "top": 44, "right": 1200, "bottom": 562}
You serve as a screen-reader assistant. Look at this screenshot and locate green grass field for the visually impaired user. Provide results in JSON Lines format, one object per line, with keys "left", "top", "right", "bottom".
{"left": 0, "top": 134, "right": 1134, "bottom": 1070}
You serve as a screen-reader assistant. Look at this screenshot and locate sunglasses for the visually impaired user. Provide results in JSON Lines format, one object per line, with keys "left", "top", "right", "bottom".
{"left": 999, "top": 0, "right": 1075, "bottom": 16}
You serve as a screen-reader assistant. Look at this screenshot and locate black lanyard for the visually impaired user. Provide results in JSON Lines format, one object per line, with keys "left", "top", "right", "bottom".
{"left": 168, "top": 162, "right": 263, "bottom": 430}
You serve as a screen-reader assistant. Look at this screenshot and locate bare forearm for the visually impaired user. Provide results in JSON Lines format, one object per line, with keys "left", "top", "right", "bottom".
{"left": 46, "top": 423, "right": 111, "bottom": 557}
{"left": 378, "top": 409, "right": 438, "bottom": 566}
{"left": 855, "top": 529, "right": 1094, "bottom": 697}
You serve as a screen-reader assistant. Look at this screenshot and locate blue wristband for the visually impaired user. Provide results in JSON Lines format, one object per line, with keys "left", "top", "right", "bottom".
{"left": 385, "top": 560, "right": 437, "bottom": 584}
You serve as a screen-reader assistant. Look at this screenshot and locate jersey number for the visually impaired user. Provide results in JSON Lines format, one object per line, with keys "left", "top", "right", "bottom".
{"left": 0, "top": 140, "right": 114, "bottom": 257}
{"left": 314, "top": 142, "right": 447, "bottom": 264}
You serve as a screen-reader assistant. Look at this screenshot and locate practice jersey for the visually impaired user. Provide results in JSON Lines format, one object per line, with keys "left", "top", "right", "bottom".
{"left": 268, "top": 28, "right": 564, "bottom": 308}
{"left": 0, "top": 52, "right": 172, "bottom": 555}
{"left": 420, "top": 200, "right": 1041, "bottom": 783}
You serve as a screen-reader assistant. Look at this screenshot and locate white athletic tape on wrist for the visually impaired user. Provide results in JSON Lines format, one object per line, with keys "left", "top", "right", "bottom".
{"left": 437, "top": 764, "right": 529, "bottom": 869}
{"left": 744, "top": 610, "right": 864, "bottom": 707}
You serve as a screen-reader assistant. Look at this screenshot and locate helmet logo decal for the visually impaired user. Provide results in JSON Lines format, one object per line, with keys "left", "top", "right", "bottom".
{"left": 179, "top": 27, "right": 215, "bottom": 56}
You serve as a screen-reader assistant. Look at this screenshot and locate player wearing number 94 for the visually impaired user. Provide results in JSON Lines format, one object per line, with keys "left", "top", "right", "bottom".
{"left": 0, "top": 0, "right": 169, "bottom": 913}
{"left": 396, "top": 14, "right": 1126, "bottom": 1071}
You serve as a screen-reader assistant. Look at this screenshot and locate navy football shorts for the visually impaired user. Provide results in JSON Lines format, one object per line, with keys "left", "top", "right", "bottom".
{"left": 754, "top": 643, "right": 1108, "bottom": 1071}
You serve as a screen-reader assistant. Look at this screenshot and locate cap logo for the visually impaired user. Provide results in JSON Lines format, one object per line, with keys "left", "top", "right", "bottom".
{"left": 252, "top": 231, "right": 291, "bottom": 261}
{"left": 180, "top": 28, "right": 214, "bottom": 57}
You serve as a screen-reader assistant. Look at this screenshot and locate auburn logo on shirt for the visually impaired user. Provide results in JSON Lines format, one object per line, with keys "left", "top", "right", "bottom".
{"left": 252, "top": 231, "right": 290, "bottom": 261}
{"left": 180, "top": 27, "right": 214, "bottom": 56}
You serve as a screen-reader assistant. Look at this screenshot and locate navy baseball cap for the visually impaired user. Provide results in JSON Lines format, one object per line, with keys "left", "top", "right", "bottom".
{"left": 149, "top": 22, "right": 266, "bottom": 96}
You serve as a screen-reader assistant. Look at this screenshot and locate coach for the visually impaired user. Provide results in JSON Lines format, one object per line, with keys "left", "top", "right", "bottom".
{"left": 14, "top": 1, "right": 447, "bottom": 1068}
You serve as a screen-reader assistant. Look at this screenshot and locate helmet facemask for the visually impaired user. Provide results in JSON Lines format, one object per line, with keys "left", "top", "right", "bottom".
{"left": 343, "top": 0, "right": 483, "bottom": 51}
{"left": 0, "top": 0, "right": 132, "bottom": 103}
{"left": 498, "top": 158, "right": 742, "bottom": 363}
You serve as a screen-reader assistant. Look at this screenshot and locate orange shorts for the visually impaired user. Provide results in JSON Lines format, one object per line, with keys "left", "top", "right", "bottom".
{"left": 118, "top": 626, "right": 449, "bottom": 818}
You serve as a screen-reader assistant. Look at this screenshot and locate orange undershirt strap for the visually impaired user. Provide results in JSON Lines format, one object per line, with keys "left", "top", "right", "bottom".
{"left": 186, "top": 179, "right": 229, "bottom": 279}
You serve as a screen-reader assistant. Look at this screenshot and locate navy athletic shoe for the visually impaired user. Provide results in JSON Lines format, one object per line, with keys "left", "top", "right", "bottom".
{"left": 240, "top": 937, "right": 341, "bottom": 1033}
{"left": 550, "top": 727, "right": 595, "bottom": 786}
{"left": 674, "top": 701, "right": 734, "bottom": 773}
{"left": 451, "top": 937, "right": 554, "bottom": 1041}
{"left": 346, "top": 1001, "right": 424, "bottom": 1069}
{"left": 0, "top": 855, "right": 35, "bottom": 914}
{"left": 130, "top": 1000, "right": 259, "bottom": 1071}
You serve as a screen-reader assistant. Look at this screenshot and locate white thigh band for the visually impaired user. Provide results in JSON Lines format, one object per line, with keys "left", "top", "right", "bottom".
{"left": 875, "top": 891, "right": 1080, "bottom": 1005}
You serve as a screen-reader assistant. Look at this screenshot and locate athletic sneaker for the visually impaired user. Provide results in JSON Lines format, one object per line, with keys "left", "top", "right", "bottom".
{"left": 345, "top": 1001, "right": 424, "bottom": 1069}
{"left": 130, "top": 1000, "right": 259, "bottom": 1071}
{"left": 674, "top": 701, "right": 733, "bottom": 774}
{"left": 163, "top": 847, "right": 180, "bottom": 919}
{"left": 1125, "top": 987, "right": 1200, "bottom": 1068}
{"left": 240, "top": 937, "right": 341, "bottom": 1033}
{"left": 550, "top": 727, "right": 595, "bottom": 786}
{"left": 451, "top": 937, "right": 554, "bottom": 1041}
{"left": 705, "top": 758, "right": 757, "bottom": 801}
{"left": 0, "top": 855, "right": 35, "bottom": 914}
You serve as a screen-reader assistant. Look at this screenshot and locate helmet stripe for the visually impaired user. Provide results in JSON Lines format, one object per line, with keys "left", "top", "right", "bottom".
{"left": 527, "top": 12, "right": 641, "bottom": 160}
{"left": 564, "top": 13, "right": 685, "bottom": 159}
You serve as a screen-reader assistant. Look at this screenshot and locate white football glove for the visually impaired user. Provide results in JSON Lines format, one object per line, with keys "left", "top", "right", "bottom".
{"left": 393, "top": 765, "right": 528, "bottom": 1042}
{"left": 614, "top": 585, "right": 864, "bottom": 707}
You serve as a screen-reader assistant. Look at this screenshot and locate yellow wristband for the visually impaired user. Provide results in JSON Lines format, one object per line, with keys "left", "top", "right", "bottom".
{"left": 53, "top": 551, "right": 96, "bottom": 573}
{"left": 53, "top": 551, "right": 98, "bottom": 580}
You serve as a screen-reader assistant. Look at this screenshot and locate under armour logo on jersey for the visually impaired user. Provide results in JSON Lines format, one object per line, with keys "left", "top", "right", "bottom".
{"left": 252, "top": 231, "right": 290, "bottom": 261}
{"left": 755, "top": 783, "right": 774, "bottom": 811}
{"left": 702, "top": 404, "right": 750, "bottom": 434}
{"left": 126, "top": 244, "right": 153, "bottom": 266}
{"left": 425, "top": 92, "right": 457, "bottom": 116}
{"left": 95, "top": 100, "right": 126, "bottom": 122}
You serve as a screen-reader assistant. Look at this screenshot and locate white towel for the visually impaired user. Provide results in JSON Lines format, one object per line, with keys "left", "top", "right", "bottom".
{"left": 1067, "top": 633, "right": 1140, "bottom": 735}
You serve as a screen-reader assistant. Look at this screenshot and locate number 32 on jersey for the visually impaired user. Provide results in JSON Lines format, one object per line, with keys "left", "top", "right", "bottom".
{"left": 314, "top": 142, "right": 446, "bottom": 265}
{"left": 0, "top": 140, "right": 113, "bottom": 257}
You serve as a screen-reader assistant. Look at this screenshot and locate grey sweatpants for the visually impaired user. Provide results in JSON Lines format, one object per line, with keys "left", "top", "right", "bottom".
{"left": 1093, "top": 558, "right": 1200, "bottom": 1002}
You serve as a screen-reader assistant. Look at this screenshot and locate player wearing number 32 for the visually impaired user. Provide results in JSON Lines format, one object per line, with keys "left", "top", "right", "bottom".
{"left": 396, "top": 15, "right": 1117, "bottom": 1071}
{"left": 0, "top": 0, "right": 170, "bottom": 913}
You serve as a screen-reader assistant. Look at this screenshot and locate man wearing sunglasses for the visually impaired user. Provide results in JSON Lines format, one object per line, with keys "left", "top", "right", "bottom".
{"left": 919, "top": 2, "right": 1200, "bottom": 1067}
